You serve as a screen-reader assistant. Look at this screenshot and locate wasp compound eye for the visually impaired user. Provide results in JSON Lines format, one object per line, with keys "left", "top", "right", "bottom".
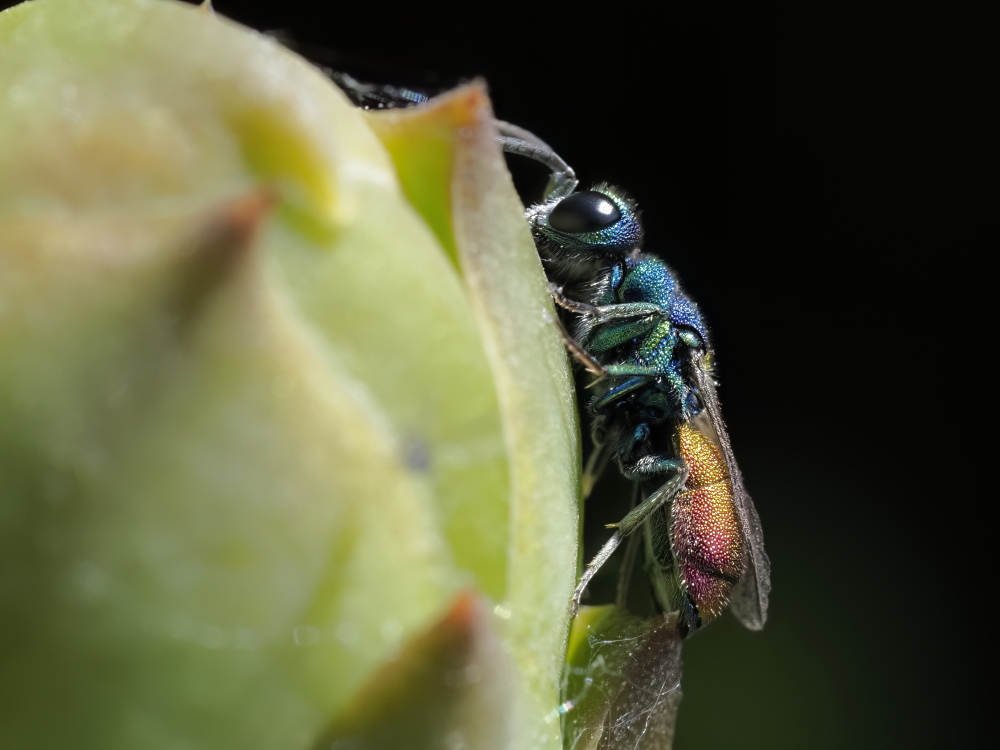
{"left": 548, "top": 191, "right": 622, "bottom": 233}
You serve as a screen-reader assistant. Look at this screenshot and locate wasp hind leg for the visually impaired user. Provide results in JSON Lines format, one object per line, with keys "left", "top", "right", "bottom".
{"left": 615, "top": 482, "right": 644, "bottom": 610}
{"left": 569, "top": 466, "right": 688, "bottom": 615}
{"left": 581, "top": 438, "right": 611, "bottom": 499}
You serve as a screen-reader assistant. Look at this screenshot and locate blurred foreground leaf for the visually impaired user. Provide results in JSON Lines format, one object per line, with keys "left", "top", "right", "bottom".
{"left": 0, "top": 0, "right": 579, "bottom": 747}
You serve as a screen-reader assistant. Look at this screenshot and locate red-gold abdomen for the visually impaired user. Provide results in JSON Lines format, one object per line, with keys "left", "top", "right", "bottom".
{"left": 670, "top": 423, "right": 746, "bottom": 623}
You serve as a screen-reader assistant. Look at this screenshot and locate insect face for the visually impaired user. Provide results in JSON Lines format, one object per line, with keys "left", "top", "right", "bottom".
{"left": 527, "top": 182, "right": 644, "bottom": 270}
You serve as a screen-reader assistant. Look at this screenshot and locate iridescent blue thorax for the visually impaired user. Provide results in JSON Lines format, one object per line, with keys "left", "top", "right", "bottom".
{"left": 617, "top": 258, "right": 708, "bottom": 342}
{"left": 577, "top": 253, "right": 709, "bottom": 428}
{"left": 597, "top": 257, "right": 710, "bottom": 346}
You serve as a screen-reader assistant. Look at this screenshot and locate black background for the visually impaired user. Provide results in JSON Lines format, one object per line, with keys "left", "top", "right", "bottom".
{"left": 6, "top": 0, "right": 982, "bottom": 747}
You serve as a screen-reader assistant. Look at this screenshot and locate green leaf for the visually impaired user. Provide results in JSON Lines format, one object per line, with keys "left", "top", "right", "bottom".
{"left": 0, "top": 1, "right": 579, "bottom": 748}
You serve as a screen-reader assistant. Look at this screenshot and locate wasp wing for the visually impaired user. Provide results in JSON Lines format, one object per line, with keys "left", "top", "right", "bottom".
{"left": 328, "top": 70, "right": 431, "bottom": 111}
{"left": 691, "top": 352, "right": 771, "bottom": 630}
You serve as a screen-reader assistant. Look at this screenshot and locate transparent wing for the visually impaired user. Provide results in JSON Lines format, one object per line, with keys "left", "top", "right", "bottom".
{"left": 691, "top": 352, "right": 771, "bottom": 630}
{"left": 328, "top": 70, "right": 431, "bottom": 110}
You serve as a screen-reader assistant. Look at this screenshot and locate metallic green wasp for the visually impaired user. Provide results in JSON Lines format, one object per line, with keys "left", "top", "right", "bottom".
{"left": 499, "top": 123, "right": 770, "bottom": 636}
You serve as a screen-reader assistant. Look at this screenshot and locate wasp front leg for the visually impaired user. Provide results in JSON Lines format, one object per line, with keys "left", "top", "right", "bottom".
{"left": 544, "top": 306, "right": 607, "bottom": 378}
{"left": 549, "top": 283, "right": 668, "bottom": 326}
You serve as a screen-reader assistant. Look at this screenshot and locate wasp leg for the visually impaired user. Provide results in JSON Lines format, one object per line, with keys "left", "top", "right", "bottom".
{"left": 600, "top": 366, "right": 692, "bottom": 418}
{"left": 591, "top": 378, "right": 652, "bottom": 414}
{"left": 587, "top": 318, "right": 661, "bottom": 355}
{"left": 550, "top": 288, "right": 667, "bottom": 357}
{"left": 590, "top": 302, "right": 667, "bottom": 323}
{"left": 600, "top": 365, "right": 694, "bottom": 414}
{"left": 545, "top": 309, "right": 607, "bottom": 377}
{"left": 615, "top": 482, "right": 644, "bottom": 610}
{"left": 621, "top": 456, "right": 684, "bottom": 484}
{"left": 549, "top": 285, "right": 596, "bottom": 315}
{"left": 570, "top": 466, "right": 688, "bottom": 615}
{"left": 613, "top": 465, "right": 687, "bottom": 535}
{"left": 550, "top": 284, "right": 669, "bottom": 325}
{"left": 570, "top": 530, "right": 624, "bottom": 615}
{"left": 602, "top": 363, "right": 675, "bottom": 378}
{"left": 582, "top": 439, "right": 611, "bottom": 499}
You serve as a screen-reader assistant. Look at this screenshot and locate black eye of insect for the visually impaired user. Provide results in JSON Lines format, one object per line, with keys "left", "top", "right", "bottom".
{"left": 548, "top": 191, "right": 622, "bottom": 234}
